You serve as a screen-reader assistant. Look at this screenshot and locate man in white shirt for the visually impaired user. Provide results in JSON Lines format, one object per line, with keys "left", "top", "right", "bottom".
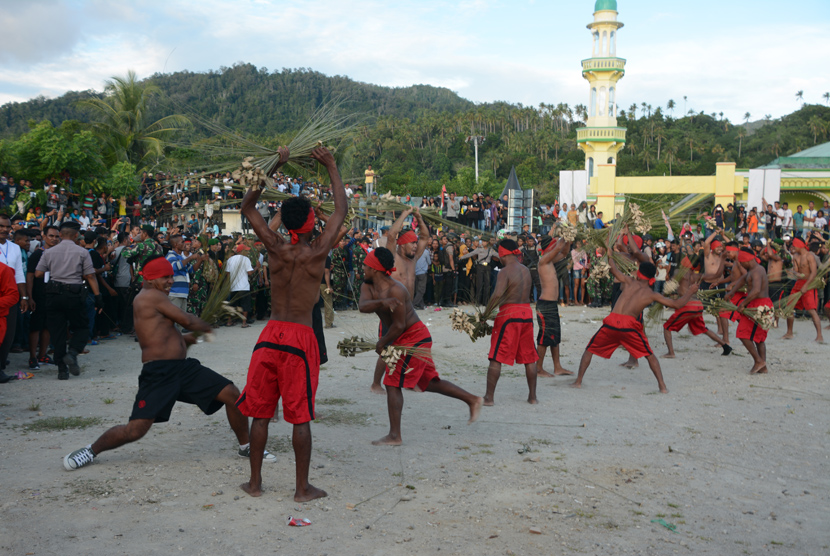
{"left": 0, "top": 215, "right": 27, "bottom": 379}
{"left": 781, "top": 202, "right": 793, "bottom": 233}
{"left": 345, "top": 184, "right": 354, "bottom": 198}
{"left": 803, "top": 201, "right": 817, "bottom": 237}
{"left": 559, "top": 203, "right": 569, "bottom": 222}
{"left": 225, "top": 245, "right": 255, "bottom": 327}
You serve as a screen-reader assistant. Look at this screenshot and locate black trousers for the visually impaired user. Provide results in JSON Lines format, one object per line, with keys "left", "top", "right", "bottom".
{"left": 475, "top": 264, "right": 491, "bottom": 306}
{"left": 0, "top": 302, "right": 18, "bottom": 371}
{"left": 45, "top": 292, "right": 88, "bottom": 369}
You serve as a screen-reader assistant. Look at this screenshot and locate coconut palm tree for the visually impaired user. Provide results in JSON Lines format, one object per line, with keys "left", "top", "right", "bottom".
{"left": 808, "top": 116, "right": 825, "bottom": 144}
{"left": 795, "top": 90, "right": 804, "bottom": 104}
{"left": 79, "top": 70, "right": 190, "bottom": 172}
{"left": 824, "top": 92, "right": 830, "bottom": 105}
{"left": 737, "top": 127, "right": 746, "bottom": 159}
{"left": 743, "top": 112, "right": 751, "bottom": 127}
{"left": 667, "top": 99, "right": 675, "bottom": 118}
{"left": 665, "top": 141, "right": 679, "bottom": 175}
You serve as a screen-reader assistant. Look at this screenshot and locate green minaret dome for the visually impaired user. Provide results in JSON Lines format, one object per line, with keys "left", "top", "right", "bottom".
{"left": 594, "top": 0, "right": 617, "bottom": 12}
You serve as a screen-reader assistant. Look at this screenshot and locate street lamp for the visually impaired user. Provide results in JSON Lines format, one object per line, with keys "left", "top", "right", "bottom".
{"left": 466, "top": 135, "right": 485, "bottom": 183}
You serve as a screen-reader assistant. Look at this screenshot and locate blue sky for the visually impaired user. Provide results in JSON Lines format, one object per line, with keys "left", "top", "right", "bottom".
{"left": 1, "top": 0, "right": 828, "bottom": 122}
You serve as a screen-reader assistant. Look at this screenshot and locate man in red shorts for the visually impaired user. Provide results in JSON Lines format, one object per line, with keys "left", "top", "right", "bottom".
{"left": 359, "top": 247, "right": 481, "bottom": 446}
{"left": 237, "top": 146, "right": 346, "bottom": 501}
{"left": 571, "top": 242, "right": 698, "bottom": 393}
{"left": 370, "top": 208, "right": 430, "bottom": 395}
{"left": 62, "top": 256, "right": 263, "bottom": 470}
{"left": 783, "top": 237, "right": 823, "bottom": 343}
{"left": 484, "top": 239, "right": 538, "bottom": 406}
{"left": 662, "top": 258, "right": 732, "bottom": 358}
{"left": 726, "top": 248, "right": 773, "bottom": 373}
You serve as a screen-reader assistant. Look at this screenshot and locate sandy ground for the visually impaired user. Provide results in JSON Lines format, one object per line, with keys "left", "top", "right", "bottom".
{"left": 1, "top": 305, "right": 828, "bottom": 556}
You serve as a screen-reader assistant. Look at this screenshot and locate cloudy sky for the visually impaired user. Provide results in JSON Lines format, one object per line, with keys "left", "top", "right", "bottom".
{"left": 1, "top": 0, "right": 828, "bottom": 122}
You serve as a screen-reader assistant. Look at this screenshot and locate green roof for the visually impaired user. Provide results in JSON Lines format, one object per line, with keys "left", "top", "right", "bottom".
{"left": 759, "top": 141, "right": 830, "bottom": 169}
{"left": 595, "top": 0, "right": 618, "bottom": 11}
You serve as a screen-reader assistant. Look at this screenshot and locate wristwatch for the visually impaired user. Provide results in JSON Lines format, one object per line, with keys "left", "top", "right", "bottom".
{"left": 21, "top": 296, "right": 29, "bottom": 300}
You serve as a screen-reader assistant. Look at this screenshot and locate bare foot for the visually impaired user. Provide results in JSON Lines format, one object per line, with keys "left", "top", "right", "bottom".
{"left": 815, "top": 337, "right": 825, "bottom": 344}
{"left": 371, "top": 434, "right": 402, "bottom": 446}
{"left": 621, "top": 360, "right": 639, "bottom": 368}
{"left": 468, "top": 397, "right": 483, "bottom": 424}
{"left": 527, "top": 397, "right": 538, "bottom": 405}
{"left": 240, "top": 481, "right": 262, "bottom": 497}
{"left": 370, "top": 383, "right": 385, "bottom": 395}
{"left": 294, "top": 484, "right": 327, "bottom": 502}
{"left": 483, "top": 396, "right": 494, "bottom": 406}
{"left": 553, "top": 367, "right": 574, "bottom": 376}
{"left": 749, "top": 361, "right": 767, "bottom": 374}
{"left": 782, "top": 333, "right": 794, "bottom": 340}
{"left": 537, "top": 368, "right": 556, "bottom": 378}
{"left": 662, "top": 353, "right": 676, "bottom": 359}
{"left": 569, "top": 381, "right": 582, "bottom": 389}
{"left": 658, "top": 385, "right": 669, "bottom": 394}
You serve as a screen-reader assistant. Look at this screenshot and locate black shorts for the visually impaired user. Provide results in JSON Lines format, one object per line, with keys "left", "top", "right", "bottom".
{"left": 129, "top": 358, "right": 232, "bottom": 423}
{"left": 699, "top": 281, "right": 722, "bottom": 299}
{"left": 230, "top": 291, "right": 252, "bottom": 315}
{"left": 536, "top": 299, "right": 561, "bottom": 347}
{"left": 29, "top": 304, "right": 48, "bottom": 332}
{"left": 769, "top": 281, "right": 791, "bottom": 304}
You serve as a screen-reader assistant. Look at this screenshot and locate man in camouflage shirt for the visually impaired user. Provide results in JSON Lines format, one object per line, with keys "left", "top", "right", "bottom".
{"left": 122, "top": 225, "right": 163, "bottom": 285}
{"left": 330, "top": 236, "right": 350, "bottom": 308}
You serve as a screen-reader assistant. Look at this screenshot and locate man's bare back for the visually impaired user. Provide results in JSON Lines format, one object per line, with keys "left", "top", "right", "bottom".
{"left": 495, "top": 262, "right": 532, "bottom": 305}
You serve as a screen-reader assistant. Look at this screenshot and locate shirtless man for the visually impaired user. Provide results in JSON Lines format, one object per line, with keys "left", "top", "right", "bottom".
{"left": 701, "top": 233, "right": 726, "bottom": 335}
{"left": 370, "top": 208, "right": 429, "bottom": 394}
{"left": 662, "top": 257, "right": 732, "bottom": 358}
{"left": 763, "top": 241, "right": 787, "bottom": 328}
{"left": 608, "top": 231, "right": 652, "bottom": 369}
{"left": 483, "top": 239, "right": 539, "bottom": 406}
{"left": 236, "top": 146, "right": 346, "bottom": 501}
{"left": 535, "top": 236, "right": 573, "bottom": 377}
{"left": 709, "top": 243, "right": 746, "bottom": 345}
{"left": 725, "top": 248, "right": 773, "bottom": 373}
{"left": 62, "top": 256, "right": 263, "bottom": 470}
{"left": 784, "top": 237, "right": 824, "bottom": 343}
{"left": 359, "top": 247, "right": 481, "bottom": 445}
{"left": 571, "top": 239, "right": 698, "bottom": 393}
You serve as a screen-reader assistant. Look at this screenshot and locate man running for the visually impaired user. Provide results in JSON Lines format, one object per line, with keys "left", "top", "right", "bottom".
{"left": 662, "top": 257, "right": 732, "bottom": 358}
{"left": 370, "top": 207, "right": 429, "bottom": 394}
{"left": 236, "top": 147, "right": 346, "bottom": 501}
{"left": 359, "top": 247, "right": 481, "bottom": 445}
{"left": 483, "top": 239, "right": 538, "bottom": 406}
{"left": 783, "top": 237, "right": 823, "bottom": 343}
{"left": 571, "top": 242, "right": 698, "bottom": 393}
{"left": 726, "top": 248, "right": 773, "bottom": 373}
{"left": 535, "top": 236, "right": 573, "bottom": 377}
{"left": 62, "top": 256, "right": 267, "bottom": 470}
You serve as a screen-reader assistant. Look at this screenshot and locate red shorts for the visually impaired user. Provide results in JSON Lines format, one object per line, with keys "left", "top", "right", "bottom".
{"left": 719, "top": 292, "right": 747, "bottom": 321}
{"left": 383, "top": 321, "right": 439, "bottom": 391}
{"left": 663, "top": 300, "right": 707, "bottom": 336}
{"left": 791, "top": 280, "right": 818, "bottom": 311}
{"left": 586, "top": 313, "right": 653, "bottom": 359}
{"left": 488, "top": 304, "right": 539, "bottom": 366}
{"left": 736, "top": 297, "right": 773, "bottom": 343}
{"left": 236, "top": 320, "right": 320, "bottom": 424}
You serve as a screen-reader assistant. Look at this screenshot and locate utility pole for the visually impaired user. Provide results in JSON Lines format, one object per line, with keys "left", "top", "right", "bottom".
{"left": 466, "top": 135, "right": 485, "bottom": 183}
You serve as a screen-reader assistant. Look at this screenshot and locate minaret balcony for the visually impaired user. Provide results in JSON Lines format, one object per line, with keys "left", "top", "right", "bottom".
{"left": 576, "top": 127, "right": 627, "bottom": 143}
{"left": 581, "top": 57, "right": 626, "bottom": 74}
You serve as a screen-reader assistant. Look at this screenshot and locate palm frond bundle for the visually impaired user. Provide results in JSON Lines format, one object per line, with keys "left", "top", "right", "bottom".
{"left": 703, "top": 297, "right": 775, "bottom": 330}
{"left": 448, "top": 290, "right": 510, "bottom": 342}
{"left": 772, "top": 257, "right": 830, "bottom": 319}
{"left": 335, "top": 336, "right": 430, "bottom": 372}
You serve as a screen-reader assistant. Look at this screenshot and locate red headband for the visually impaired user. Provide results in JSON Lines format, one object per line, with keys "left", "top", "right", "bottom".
{"left": 737, "top": 250, "right": 756, "bottom": 263}
{"left": 681, "top": 257, "right": 693, "bottom": 269}
{"left": 791, "top": 237, "right": 806, "bottom": 250}
{"left": 725, "top": 245, "right": 739, "bottom": 253}
{"left": 498, "top": 246, "right": 521, "bottom": 258}
{"left": 622, "top": 234, "right": 644, "bottom": 249}
{"left": 541, "top": 238, "right": 558, "bottom": 255}
{"left": 710, "top": 240, "right": 722, "bottom": 250}
{"left": 288, "top": 208, "right": 315, "bottom": 244}
{"left": 636, "top": 270, "right": 656, "bottom": 286}
{"left": 364, "top": 250, "right": 395, "bottom": 276}
{"left": 396, "top": 230, "right": 418, "bottom": 245}
{"left": 140, "top": 257, "right": 174, "bottom": 280}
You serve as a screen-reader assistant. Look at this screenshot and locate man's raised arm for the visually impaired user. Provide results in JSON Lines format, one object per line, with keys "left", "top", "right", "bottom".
{"left": 388, "top": 207, "right": 413, "bottom": 244}
{"left": 242, "top": 147, "right": 289, "bottom": 251}
{"left": 312, "top": 147, "right": 347, "bottom": 251}
{"left": 412, "top": 208, "right": 430, "bottom": 261}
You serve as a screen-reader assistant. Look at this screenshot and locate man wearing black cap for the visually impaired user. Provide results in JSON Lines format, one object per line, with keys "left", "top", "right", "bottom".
{"left": 35, "top": 221, "right": 103, "bottom": 380}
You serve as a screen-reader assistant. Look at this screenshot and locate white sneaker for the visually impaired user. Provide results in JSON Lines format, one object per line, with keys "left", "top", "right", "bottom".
{"left": 64, "top": 445, "right": 95, "bottom": 470}
{"left": 238, "top": 446, "right": 277, "bottom": 463}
